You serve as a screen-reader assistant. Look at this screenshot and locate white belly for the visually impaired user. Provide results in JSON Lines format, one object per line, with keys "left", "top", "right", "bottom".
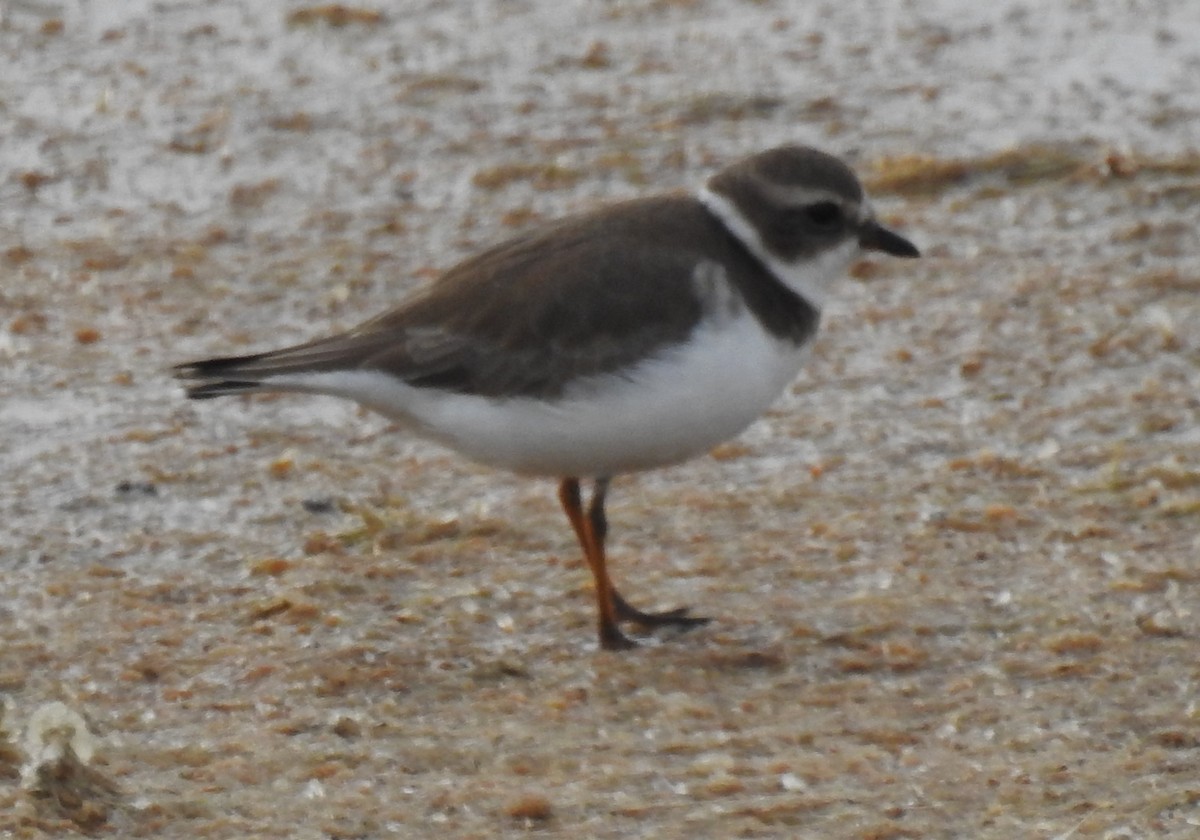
{"left": 276, "top": 311, "right": 810, "bottom": 477}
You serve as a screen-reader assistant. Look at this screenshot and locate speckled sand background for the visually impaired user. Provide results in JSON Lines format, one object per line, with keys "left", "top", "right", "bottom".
{"left": 2, "top": 1, "right": 1200, "bottom": 837}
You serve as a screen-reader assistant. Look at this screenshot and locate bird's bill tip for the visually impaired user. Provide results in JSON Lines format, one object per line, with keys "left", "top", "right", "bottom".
{"left": 859, "top": 221, "right": 920, "bottom": 258}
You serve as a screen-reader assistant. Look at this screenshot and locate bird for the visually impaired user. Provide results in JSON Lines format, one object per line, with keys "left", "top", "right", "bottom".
{"left": 175, "top": 144, "right": 919, "bottom": 650}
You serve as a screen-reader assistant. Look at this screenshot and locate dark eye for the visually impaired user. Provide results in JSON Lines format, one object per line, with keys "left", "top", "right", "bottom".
{"left": 803, "top": 201, "right": 843, "bottom": 229}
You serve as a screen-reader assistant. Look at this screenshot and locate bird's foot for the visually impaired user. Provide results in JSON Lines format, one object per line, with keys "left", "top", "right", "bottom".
{"left": 611, "top": 589, "right": 711, "bottom": 630}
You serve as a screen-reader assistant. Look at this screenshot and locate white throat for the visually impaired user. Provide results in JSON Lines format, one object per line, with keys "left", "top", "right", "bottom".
{"left": 697, "top": 185, "right": 859, "bottom": 312}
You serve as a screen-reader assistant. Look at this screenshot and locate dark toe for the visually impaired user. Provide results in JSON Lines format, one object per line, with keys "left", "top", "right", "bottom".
{"left": 611, "top": 589, "right": 711, "bottom": 630}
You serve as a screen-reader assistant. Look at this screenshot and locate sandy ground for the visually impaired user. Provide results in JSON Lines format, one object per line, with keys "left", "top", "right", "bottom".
{"left": 2, "top": 0, "right": 1200, "bottom": 837}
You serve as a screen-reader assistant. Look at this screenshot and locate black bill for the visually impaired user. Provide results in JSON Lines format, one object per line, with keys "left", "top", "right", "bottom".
{"left": 859, "top": 220, "right": 920, "bottom": 258}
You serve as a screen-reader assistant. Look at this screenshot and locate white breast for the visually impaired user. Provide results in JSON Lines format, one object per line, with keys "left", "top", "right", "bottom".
{"left": 271, "top": 300, "right": 812, "bottom": 478}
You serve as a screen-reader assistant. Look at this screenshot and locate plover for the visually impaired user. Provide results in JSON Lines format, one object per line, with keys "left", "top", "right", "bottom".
{"left": 176, "top": 145, "right": 919, "bottom": 650}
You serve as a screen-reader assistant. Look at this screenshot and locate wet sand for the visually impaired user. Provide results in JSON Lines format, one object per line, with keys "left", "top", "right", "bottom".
{"left": 2, "top": 1, "right": 1199, "bottom": 837}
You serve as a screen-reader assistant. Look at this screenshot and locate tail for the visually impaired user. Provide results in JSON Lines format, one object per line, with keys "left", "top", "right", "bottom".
{"left": 173, "top": 330, "right": 398, "bottom": 400}
{"left": 174, "top": 352, "right": 284, "bottom": 399}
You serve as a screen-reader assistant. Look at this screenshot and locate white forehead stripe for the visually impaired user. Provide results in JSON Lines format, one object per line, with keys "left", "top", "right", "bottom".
{"left": 857, "top": 198, "right": 875, "bottom": 224}
{"left": 763, "top": 184, "right": 852, "bottom": 209}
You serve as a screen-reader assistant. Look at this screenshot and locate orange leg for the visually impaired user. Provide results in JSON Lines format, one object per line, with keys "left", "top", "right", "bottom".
{"left": 558, "top": 477, "right": 709, "bottom": 651}
{"left": 559, "top": 477, "right": 634, "bottom": 650}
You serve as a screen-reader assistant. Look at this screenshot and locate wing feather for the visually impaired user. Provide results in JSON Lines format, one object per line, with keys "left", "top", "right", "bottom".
{"left": 177, "top": 196, "right": 717, "bottom": 400}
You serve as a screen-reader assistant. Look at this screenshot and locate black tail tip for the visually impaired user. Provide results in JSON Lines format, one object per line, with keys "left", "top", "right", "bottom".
{"left": 174, "top": 356, "right": 266, "bottom": 399}
{"left": 182, "top": 380, "right": 261, "bottom": 399}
